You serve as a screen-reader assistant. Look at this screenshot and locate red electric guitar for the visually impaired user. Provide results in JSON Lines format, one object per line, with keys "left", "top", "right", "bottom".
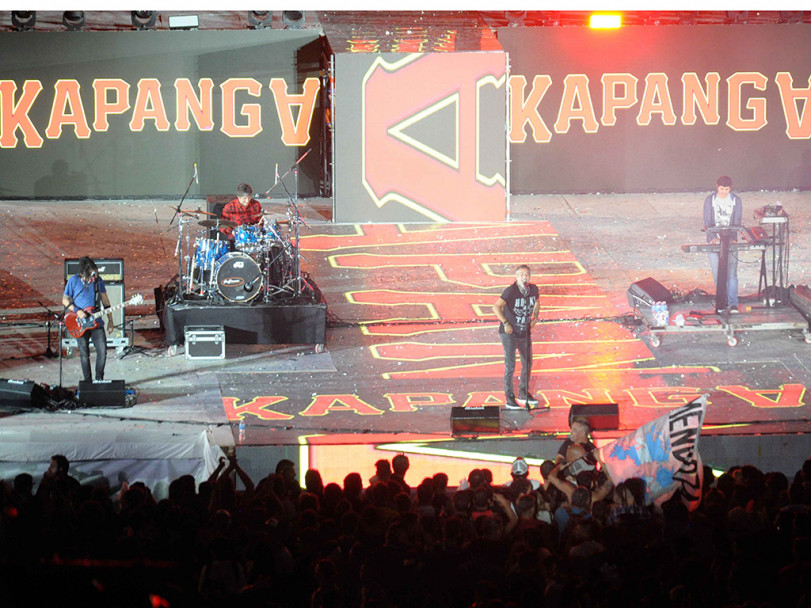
{"left": 64, "top": 294, "right": 144, "bottom": 338}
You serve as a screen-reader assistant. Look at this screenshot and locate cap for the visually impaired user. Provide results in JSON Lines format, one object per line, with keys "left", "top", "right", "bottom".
{"left": 511, "top": 457, "right": 529, "bottom": 476}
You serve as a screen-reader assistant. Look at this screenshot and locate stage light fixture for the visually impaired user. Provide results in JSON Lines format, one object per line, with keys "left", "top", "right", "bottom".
{"left": 779, "top": 11, "right": 803, "bottom": 23}
{"left": 131, "top": 11, "right": 157, "bottom": 30}
{"left": 248, "top": 10, "right": 272, "bottom": 29}
{"left": 505, "top": 10, "right": 526, "bottom": 26}
{"left": 589, "top": 13, "right": 622, "bottom": 29}
{"left": 11, "top": 10, "right": 36, "bottom": 31}
{"left": 62, "top": 10, "right": 85, "bottom": 31}
{"left": 282, "top": 10, "right": 305, "bottom": 29}
{"left": 726, "top": 11, "right": 749, "bottom": 24}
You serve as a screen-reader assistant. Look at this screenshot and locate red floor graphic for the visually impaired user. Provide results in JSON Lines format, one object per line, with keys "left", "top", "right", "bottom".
{"left": 219, "top": 222, "right": 810, "bottom": 453}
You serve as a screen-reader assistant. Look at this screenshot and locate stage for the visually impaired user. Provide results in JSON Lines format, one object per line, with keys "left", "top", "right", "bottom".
{"left": 0, "top": 192, "right": 809, "bottom": 492}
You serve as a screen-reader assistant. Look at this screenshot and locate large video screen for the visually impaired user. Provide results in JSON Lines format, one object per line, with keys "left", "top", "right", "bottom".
{"left": 334, "top": 52, "right": 508, "bottom": 222}
{"left": 0, "top": 30, "right": 326, "bottom": 198}
{"left": 500, "top": 24, "right": 811, "bottom": 193}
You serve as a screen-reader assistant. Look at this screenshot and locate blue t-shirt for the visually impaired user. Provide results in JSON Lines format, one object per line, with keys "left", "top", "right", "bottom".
{"left": 64, "top": 274, "right": 107, "bottom": 327}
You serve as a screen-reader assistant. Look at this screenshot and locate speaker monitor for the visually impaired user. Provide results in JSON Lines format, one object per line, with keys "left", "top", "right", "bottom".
{"left": 568, "top": 403, "right": 619, "bottom": 431}
{"left": 626, "top": 277, "right": 672, "bottom": 309}
{"left": 78, "top": 380, "right": 126, "bottom": 407}
{"left": 450, "top": 406, "right": 500, "bottom": 435}
{"left": 0, "top": 378, "right": 48, "bottom": 408}
{"left": 64, "top": 258, "right": 124, "bottom": 283}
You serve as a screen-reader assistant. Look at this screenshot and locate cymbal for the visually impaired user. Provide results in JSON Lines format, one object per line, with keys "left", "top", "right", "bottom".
{"left": 178, "top": 207, "right": 215, "bottom": 217}
{"left": 261, "top": 213, "right": 290, "bottom": 224}
{"left": 199, "top": 218, "right": 237, "bottom": 228}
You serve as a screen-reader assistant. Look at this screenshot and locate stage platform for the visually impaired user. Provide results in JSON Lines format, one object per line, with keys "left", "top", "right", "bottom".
{"left": 0, "top": 193, "right": 809, "bottom": 493}
{"left": 161, "top": 299, "right": 327, "bottom": 349}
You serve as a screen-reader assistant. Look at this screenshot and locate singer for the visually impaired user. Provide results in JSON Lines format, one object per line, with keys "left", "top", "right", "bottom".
{"left": 220, "top": 183, "right": 263, "bottom": 239}
{"left": 62, "top": 256, "right": 113, "bottom": 383}
{"left": 494, "top": 265, "right": 540, "bottom": 410}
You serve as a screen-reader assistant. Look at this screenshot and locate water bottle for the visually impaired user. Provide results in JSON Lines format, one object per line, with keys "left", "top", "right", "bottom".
{"left": 238, "top": 420, "right": 246, "bottom": 442}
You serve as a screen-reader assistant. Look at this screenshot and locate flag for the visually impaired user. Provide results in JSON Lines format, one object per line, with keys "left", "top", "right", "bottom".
{"left": 598, "top": 395, "right": 707, "bottom": 510}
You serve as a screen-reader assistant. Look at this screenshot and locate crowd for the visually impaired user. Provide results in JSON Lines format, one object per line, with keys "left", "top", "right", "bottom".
{"left": 0, "top": 445, "right": 809, "bottom": 608}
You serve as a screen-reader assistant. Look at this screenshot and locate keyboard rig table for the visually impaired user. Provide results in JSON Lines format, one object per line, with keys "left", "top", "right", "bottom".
{"left": 633, "top": 215, "right": 809, "bottom": 347}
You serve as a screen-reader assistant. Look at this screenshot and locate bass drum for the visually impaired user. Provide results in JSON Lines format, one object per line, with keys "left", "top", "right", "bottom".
{"left": 215, "top": 252, "right": 262, "bottom": 303}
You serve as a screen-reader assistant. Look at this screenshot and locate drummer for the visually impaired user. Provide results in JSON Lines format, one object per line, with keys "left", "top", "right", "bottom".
{"left": 220, "top": 183, "right": 263, "bottom": 240}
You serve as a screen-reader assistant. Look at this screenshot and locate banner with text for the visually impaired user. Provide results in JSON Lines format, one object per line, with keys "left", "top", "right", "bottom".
{"left": 500, "top": 24, "right": 811, "bottom": 193}
{"left": 0, "top": 30, "right": 326, "bottom": 198}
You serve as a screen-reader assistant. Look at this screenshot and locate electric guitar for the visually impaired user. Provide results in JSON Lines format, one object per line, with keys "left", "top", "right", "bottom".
{"left": 64, "top": 294, "right": 144, "bottom": 338}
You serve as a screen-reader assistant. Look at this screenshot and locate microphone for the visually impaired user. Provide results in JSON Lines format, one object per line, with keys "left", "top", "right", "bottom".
{"left": 194, "top": 162, "right": 199, "bottom": 184}
{"left": 244, "top": 276, "right": 261, "bottom": 291}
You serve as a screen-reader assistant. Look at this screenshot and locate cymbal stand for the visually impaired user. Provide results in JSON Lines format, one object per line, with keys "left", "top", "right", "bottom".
{"left": 276, "top": 171, "right": 306, "bottom": 297}
{"left": 206, "top": 224, "right": 225, "bottom": 299}
{"left": 262, "top": 149, "right": 311, "bottom": 298}
{"left": 170, "top": 165, "right": 199, "bottom": 299}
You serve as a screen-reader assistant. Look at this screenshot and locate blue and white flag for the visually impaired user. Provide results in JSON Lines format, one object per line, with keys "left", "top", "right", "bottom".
{"left": 598, "top": 395, "right": 707, "bottom": 510}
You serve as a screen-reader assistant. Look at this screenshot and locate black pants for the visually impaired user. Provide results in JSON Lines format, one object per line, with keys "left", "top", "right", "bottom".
{"left": 500, "top": 331, "right": 532, "bottom": 398}
{"left": 76, "top": 325, "right": 107, "bottom": 382}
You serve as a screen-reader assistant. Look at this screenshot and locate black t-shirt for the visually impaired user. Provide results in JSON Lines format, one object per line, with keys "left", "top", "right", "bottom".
{"left": 557, "top": 438, "right": 596, "bottom": 459}
{"left": 499, "top": 282, "right": 539, "bottom": 335}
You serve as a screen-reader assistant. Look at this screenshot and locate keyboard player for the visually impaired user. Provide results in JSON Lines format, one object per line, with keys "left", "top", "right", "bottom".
{"left": 703, "top": 175, "right": 743, "bottom": 313}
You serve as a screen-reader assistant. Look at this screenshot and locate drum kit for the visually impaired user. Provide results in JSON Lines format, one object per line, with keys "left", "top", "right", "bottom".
{"left": 169, "top": 152, "right": 314, "bottom": 306}
{"left": 173, "top": 207, "right": 301, "bottom": 304}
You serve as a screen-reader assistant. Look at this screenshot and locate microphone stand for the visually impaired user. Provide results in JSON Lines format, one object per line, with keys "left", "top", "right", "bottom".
{"left": 263, "top": 150, "right": 312, "bottom": 298}
{"left": 169, "top": 165, "right": 198, "bottom": 227}
{"left": 57, "top": 307, "right": 67, "bottom": 396}
{"left": 169, "top": 166, "right": 199, "bottom": 301}
{"left": 37, "top": 301, "right": 59, "bottom": 358}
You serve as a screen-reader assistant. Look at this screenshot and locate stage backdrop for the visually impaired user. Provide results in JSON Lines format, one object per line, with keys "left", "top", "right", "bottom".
{"left": 0, "top": 30, "right": 327, "bottom": 198}
{"left": 500, "top": 24, "right": 811, "bottom": 193}
{"left": 333, "top": 52, "right": 508, "bottom": 222}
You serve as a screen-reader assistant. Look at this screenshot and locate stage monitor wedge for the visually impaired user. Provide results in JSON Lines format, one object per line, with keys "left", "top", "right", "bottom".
{"left": 568, "top": 403, "right": 619, "bottom": 431}
{"left": 78, "top": 380, "right": 126, "bottom": 407}
{"left": 0, "top": 378, "right": 48, "bottom": 408}
{"left": 451, "top": 406, "right": 500, "bottom": 435}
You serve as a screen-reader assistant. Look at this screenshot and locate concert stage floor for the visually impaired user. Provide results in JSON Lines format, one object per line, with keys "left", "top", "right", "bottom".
{"left": 0, "top": 192, "right": 809, "bottom": 489}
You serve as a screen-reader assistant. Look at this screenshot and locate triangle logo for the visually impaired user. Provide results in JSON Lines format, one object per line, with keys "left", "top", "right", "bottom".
{"left": 387, "top": 92, "right": 459, "bottom": 169}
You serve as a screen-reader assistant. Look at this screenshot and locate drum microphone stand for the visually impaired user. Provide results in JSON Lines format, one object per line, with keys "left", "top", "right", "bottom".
{"left": 264, "top": 149, "right": 311, "bottom": 299}
{"left": 169, "top": 163, "right": 199, "bottom": 301}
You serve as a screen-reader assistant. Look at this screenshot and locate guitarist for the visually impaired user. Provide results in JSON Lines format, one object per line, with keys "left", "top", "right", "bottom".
{"left": 62, "top": 257, "right": 114, "bottom": 382}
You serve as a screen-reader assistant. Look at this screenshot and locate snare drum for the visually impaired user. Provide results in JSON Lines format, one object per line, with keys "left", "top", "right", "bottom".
{"left": 215, "top": 252, "right": 262, "bottom": 302}
{"left": 234, "top": 225, "right": 262, "bottom": 253}
{"left": 194, "top": 237, "right": 229, "bottom": 270}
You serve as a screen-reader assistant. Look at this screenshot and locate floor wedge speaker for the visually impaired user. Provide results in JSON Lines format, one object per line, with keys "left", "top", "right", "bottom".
{"left": 0, "top": 378, "right": 48, "bottom": 408}
{"left": 451, "top": 406, "right": 500, "bottom": 434}
{"left": 78, "top": 380, "right": 126, "bottom": 407}
{"left": 568, "top": 403, "right": 620, "bottom": 431}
